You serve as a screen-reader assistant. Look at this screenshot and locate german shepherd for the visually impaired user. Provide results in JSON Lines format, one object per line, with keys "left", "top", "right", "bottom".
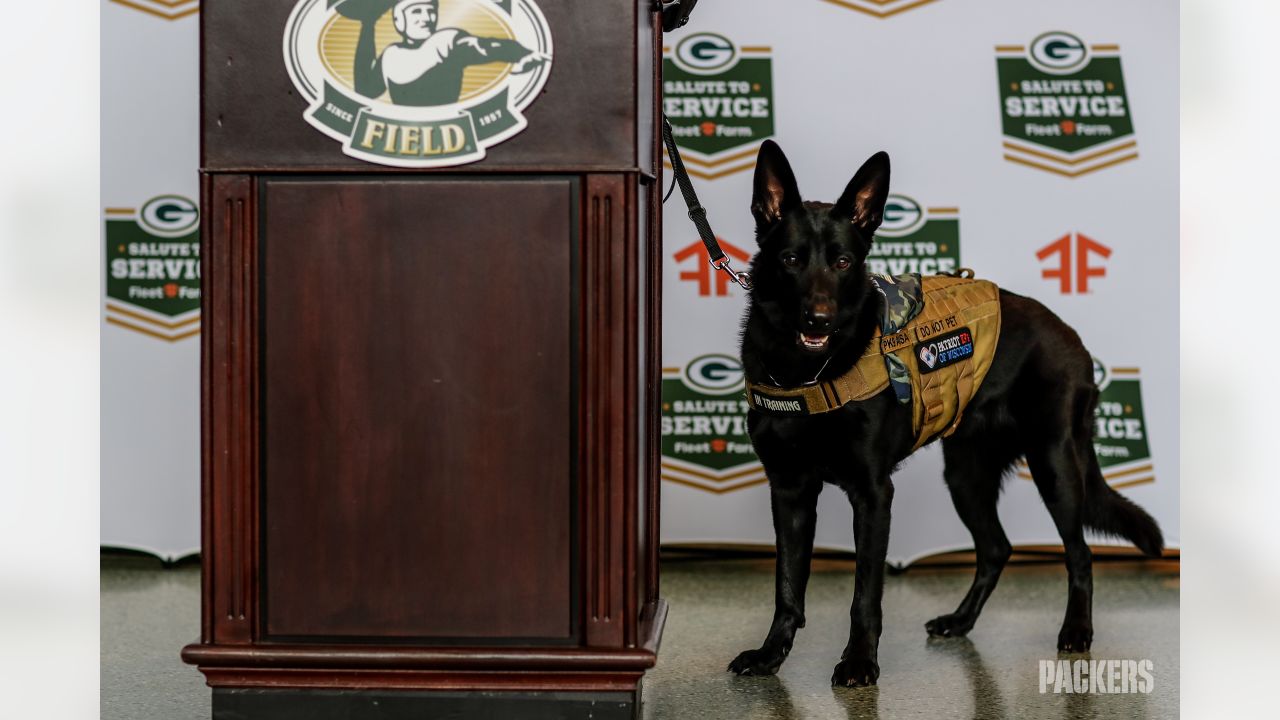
{"left": 727, "top": 141, "right": 1164, "bottom": 687}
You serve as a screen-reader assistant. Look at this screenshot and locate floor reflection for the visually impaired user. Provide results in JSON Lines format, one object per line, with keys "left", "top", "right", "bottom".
{"left": 926, "top": 637, "right": 1006, "bottom": 720}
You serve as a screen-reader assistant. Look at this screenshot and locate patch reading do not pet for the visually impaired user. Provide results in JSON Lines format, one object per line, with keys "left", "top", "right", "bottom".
{"left": 916, "top": 326, "right": 974, "bottom": 374}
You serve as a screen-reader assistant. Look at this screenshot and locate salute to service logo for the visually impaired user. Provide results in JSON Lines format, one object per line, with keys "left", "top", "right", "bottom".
{"left": 663, "top": 33, "right": 774, "bottom": 180}
{"left": 868, "top": 195, "right": 960, "bottom": 276}
{"left": 996, "top": 32, "right": 1137, "bottom": 177}
{"left": 1017, "top": 360, "right": 1154, "bottom": 489}
{"left": 104, "top": 197, "right": 201, "bottom": 342}
{"left": 661, "top": 355, "right": 766, "bottom": 494}
{"left": 108, "top": 0, "right": 199, "bottom": 21}
{"left": 284, "top": 0, "right": 553, "bottom": 168}
{"left": 815, "top": 0, "right": 942, "bottom": 20}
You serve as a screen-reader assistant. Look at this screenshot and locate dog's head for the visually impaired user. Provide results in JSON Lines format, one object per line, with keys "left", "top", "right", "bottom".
{"left": 748, "top": 140, "right": 891, "bottom": 355}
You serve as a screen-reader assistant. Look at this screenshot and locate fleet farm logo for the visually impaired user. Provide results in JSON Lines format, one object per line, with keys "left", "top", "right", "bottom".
{"left": 284, "top": 0, "right": 554, "bottom": 168}
{"left": 661, "top": 355, "right": 765, "bottom": 494}
{"left": 109, "top": 0, "right": 199, "bottom": 21}
{"left": 815, "top": 0, "right": 942, "bottom": 20}
{"left": 105, "top": 197, "right": 201, "bottom": 342}
{"left": 662, "top": 33, "right": 774, "bottom": 180}
{"left": 996, "top": 32, "right": 1137, "bottom": 177}
{"left": 1018, "top": 360, "right": 1154, "bottom": 489}
{"left": 868, "top": 195, "right": 959, "bottom": 276}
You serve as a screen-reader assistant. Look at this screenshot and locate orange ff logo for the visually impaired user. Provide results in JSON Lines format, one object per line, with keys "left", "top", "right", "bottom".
{"left": 1036, "top": 232, "right": 1112, "bottom": 294}
{"left": 674, "top": 238, "right": 752, "bottom": 297}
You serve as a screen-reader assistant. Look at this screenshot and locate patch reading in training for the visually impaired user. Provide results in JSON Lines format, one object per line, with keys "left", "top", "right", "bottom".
{"left": 750, "top": 390, "right": 810, "bottom": 415}
{"left": 916, "top": 327, "right": 974, "bottom": 374}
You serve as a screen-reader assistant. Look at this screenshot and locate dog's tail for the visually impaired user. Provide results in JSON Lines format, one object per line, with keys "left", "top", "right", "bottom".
{"left": 1081, "top": 455, "right": 1163, "bottom": 557}
{"left": 1077, "top": 388, "right": 1165, "bottom": 557}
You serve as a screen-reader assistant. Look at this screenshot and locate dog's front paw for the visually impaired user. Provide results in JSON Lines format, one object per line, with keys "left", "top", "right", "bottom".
{"left": 1057, "top": 623, "right": 1093, "bottom": 653}
{"left": 925, "top": 613, "right": 974, "bottom": 638}
{"left": 728, "top": 647, "right": 786, "bottom": 676}
{"left": 831, "top": 655, "right": 879, "bottom": 687}
{"left": 727, "top": 645, "right": 783, "bottom": 671}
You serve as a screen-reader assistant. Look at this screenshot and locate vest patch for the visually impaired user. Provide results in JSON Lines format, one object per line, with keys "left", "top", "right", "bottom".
{"left": 881, "top": 330, "right": 911, "bottom": 353}
{"left": 750, "top": 390, "right": 809, "bottom": 415}
{"left": 915, "top": 314, "right": 960, "bottom": 342}
{"left": 916, "top": 327, "right": 974, "bottom": 374}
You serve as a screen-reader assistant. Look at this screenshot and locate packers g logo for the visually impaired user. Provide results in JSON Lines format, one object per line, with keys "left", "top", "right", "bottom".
{"left": 1028, "top": 31, "right": 1088, "bottom": 74}
{"left": 284, "top": 0, "right": 554, "bottom": 168}
{"left": 672, "top": 33, "right": 737, "bottom": 75}
{"left": 684, "top": 354, "right": 745, "bottom": 395}
{"left": 1093, "top": 357, "right": 1110, "bottom": 391}
{"left": 139, "top": 196, "right": 200, "bottom": 238}
{"left": 876, "top": 195, "right": 925, "bottom": 237}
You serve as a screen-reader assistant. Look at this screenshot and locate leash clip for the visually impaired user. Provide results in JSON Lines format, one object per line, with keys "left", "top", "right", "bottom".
{"left": 711, "top": 256, "right": 752, "bottom": 291}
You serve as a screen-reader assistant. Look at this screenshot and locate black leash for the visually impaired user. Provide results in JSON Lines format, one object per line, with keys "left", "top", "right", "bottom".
{"left": 660, "top": 114, "right": 752, "bottom": 291}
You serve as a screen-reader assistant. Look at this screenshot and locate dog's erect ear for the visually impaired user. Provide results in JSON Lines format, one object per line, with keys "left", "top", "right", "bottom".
{"left": 833, "top": 151, "right": 891, "bottom": 236}
{"left": 751, "top": 140, "right": 801, "bottom": 227}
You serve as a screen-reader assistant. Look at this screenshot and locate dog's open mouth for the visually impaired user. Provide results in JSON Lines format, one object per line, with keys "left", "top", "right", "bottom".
{"left": 798, "top": 332, "right": 830, "bottom": 352}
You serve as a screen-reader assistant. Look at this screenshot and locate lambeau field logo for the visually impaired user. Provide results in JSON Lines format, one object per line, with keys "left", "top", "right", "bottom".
{"left": 996, "top": 32, "right": 1137, "bottom": 177}
{"left": 661, "top": 354, "right": 765, "bottom": 494}
{"left": 868, "top": 195, "right": 959, "bottom": 276}
{"left": 1018, "top": 359, "right": 1154, "bottom": 489}
{"left": 284, "top": 0, "right": 553, "bottom": 168}
{"left": 662, "top": 33, "right": 774, "bottom": 180}
{"left": 104, "top": 196, "right": 201, "bottom": 342}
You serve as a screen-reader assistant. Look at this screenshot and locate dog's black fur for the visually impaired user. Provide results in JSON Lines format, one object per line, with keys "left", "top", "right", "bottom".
{"left": 727, "top": 141, "right": 1164, "bottom": 688}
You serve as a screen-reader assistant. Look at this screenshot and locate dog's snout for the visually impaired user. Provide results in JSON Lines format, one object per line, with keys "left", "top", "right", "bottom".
{"left": 804, "top": 300, "right": 836, "bottom": 331}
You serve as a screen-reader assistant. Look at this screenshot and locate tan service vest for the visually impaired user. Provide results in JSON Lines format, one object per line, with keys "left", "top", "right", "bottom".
{"left": 745, "top": 274, "right": 1002, "bottom": 451}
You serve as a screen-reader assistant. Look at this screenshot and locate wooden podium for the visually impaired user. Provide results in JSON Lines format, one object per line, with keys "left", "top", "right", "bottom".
{"left": 181, "top": 1, "right": 666, "bottom": 717}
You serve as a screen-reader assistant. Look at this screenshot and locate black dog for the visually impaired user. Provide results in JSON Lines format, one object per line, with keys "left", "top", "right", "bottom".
{"left": 727, "top": 141, "right": 1164, "bottom": 687}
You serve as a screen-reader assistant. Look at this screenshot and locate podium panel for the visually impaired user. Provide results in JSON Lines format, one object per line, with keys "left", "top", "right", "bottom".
{"left": 184, "top": 1, "right": 665, "bottom": 717}
{"left": 260, "top": 177, "right": 577, "bottom": 643}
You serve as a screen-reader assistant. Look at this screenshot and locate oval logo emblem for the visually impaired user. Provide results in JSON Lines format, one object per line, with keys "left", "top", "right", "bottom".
{"left": 876, "top": 195, "right": 924, "bottom": 237}
{"left": 1093, "top": 357, "right": 1111, "bottom": 391}
{"left": 1028, "top": 31, "right": 1088, "bottom": 75}
{"left": 672, "top": 32, "right": 737, "bottom": 76}
{"left": 684, "top": 354, "right": 745, "bottom": 395}
{"left": 284, "top": 0, "right": 554, "bottom": 168}
{"left": 139, "top": 195, "right": 200, "bottom": 238}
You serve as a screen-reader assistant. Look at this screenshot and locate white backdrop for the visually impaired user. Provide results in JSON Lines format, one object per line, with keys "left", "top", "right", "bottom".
{"left": 99, "top": 0, "right": 1178, "bottom": 565}
{"left": 657, "top": 0, "right": 1179, "bottom": 566}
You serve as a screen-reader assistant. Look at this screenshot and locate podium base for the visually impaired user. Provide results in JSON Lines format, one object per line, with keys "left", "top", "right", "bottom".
{"left": 213, "top": 688, "right": 640, "bottom": 720}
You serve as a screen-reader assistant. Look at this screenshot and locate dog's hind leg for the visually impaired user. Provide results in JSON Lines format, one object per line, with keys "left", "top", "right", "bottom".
{"left": 728, "top": 474, "right": 822, "bottom": 676}
{"left": 925, "top": 436, "right": 1014, "bottom": 638}
{"left": 1025, "top": 407, "right": 1095, "bottom": 653}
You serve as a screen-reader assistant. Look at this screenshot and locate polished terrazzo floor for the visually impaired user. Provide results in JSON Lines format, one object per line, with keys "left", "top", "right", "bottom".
{"left": 101, "top": 552, "right": 1178, "bottom": 719}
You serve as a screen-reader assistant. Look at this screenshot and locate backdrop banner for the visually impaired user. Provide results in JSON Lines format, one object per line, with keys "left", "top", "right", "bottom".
{"left": 101, "top": 0, "right": 201, "bottom": 560}
{"left": 100, "top": 0, "right": 1178, "bottom": 566}
{"left": 658, "top": 0, "right": 1178, "bottom": 566}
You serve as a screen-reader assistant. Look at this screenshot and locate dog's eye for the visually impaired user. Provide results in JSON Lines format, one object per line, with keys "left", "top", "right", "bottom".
{"left": 781, "top": 253, "right": 800, "bottom": 268}
{"left": 833, "top": 256, "right": 852, "bottom": 271}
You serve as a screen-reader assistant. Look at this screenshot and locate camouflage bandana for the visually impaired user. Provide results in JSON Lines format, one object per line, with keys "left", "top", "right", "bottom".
{"left": 869, "top": 273, "right": 925, "bottom": 404}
